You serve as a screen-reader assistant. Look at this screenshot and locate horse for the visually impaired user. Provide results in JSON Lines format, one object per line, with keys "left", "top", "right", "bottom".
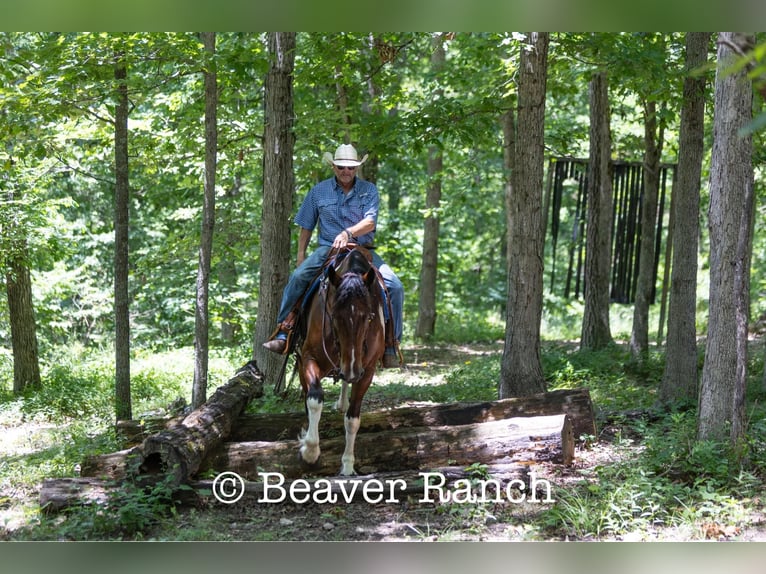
{"left": 295, "top": 246, "right": 386, "bottom": 476}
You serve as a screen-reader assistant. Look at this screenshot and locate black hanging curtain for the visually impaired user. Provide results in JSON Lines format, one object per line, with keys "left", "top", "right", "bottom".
{"left": 545, "top": 157, "right": 675, "bottom": 304}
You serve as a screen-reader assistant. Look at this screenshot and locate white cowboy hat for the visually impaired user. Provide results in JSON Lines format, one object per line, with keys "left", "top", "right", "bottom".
{"left": 322, "top": 144, "right": 369, "bottom": 167}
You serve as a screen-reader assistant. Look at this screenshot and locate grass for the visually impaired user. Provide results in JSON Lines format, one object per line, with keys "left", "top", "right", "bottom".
{"left": 2, "top": 338, "right": 766, "bottom": 540}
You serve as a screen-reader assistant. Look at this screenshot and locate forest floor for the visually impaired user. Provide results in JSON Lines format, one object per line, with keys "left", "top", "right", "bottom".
{"left": 3, "top": 342, "right": 766, "bottom": 541}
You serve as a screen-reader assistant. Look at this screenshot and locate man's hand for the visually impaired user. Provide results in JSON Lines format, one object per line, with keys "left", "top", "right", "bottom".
{"left": 332, "top": 229, "right": 352, "bottom": 249}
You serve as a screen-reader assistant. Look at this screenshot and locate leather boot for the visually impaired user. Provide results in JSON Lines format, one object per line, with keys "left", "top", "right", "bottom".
{"left": 262, "top": 333, "right": 287, "bottom": 354}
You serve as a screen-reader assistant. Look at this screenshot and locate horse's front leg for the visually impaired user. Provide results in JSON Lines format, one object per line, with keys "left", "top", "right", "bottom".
{"left": 334, "top": 380, "right": 349, "bottom": 413}
{"left": 340, "top": 372, "right": 375, "bottom": 476}
{"left": 299, "top": 362, "right": 324, "bottom": 465}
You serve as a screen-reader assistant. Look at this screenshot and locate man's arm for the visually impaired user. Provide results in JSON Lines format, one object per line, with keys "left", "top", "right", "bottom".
{"left": 332, "top": 217, "right": 376, "bottom": 249}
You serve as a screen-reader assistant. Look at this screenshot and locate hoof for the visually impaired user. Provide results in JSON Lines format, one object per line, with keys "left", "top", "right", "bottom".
{"left": 298, "top": 446, "right": 320, "bottom": 467}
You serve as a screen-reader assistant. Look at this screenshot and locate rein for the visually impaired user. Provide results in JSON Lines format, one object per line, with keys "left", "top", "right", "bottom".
{"left": 319, "top": 279, "right": 340, "bottom": 379}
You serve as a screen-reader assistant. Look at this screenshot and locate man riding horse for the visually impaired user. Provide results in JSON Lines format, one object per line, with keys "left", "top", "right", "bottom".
{"left": 263, "top": 143, "right": 403, "bottom": 368}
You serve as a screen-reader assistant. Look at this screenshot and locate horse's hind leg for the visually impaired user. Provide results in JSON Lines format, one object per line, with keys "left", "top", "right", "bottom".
{"left": 299, "top": 366, "right": 323, "bottom": 465}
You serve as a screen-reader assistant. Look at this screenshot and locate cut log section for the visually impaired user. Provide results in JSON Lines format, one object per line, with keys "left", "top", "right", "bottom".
{"left": 203, "top": 413, "right": 574, "bottom": 480}
{"left": 133, "top": 360, "right": 264, "bottom": 486}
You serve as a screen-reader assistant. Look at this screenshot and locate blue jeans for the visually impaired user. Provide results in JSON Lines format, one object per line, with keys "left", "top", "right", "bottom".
{"left": 275, "top": 246, "right": 404, "bottom": 346}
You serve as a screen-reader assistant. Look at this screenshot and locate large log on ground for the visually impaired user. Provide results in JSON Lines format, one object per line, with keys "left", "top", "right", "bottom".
{"left": 40, "top": 463, "right": 546, "bottom": 512}
{"left": 116, "top": 388, "right": 596, "bottom": 445}
{"left": 203, "top": 414, "right": 573, "bottom": 480}
{"left": 230, "top": 388, "right": 595, "bottom": 442}
{"left": 39, "top": 477, "right": 112, "bottom": 513}
{"left": 134, "top": 360, "right": 264, "bottom": 486}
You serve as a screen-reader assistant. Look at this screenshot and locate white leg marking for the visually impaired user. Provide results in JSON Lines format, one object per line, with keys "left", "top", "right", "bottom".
{"left": 334, "top": 380, "right": 350, "bottom": 413}
{"left": 340, "top": 416, "right": 361, "bottom": 476}
{"left": 299, "top": 396, "right": 322, "bottom": 464}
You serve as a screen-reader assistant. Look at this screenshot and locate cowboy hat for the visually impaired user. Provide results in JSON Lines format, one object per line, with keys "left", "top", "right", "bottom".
{"left": 322, "top": 144, "right": 369, "bottom": 167}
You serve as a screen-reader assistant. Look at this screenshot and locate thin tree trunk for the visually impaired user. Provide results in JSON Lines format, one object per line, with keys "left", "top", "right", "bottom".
{"left": 113, "top": 50, "right": 131, "bottom": 422}
{"left": 630, "top": 99, "right": 663, "bottom": 358}
{"left": 698, "top": 32, "right": 754, "bottom": 442}
{"left": 580, "top": 71, "right": 614, "bottom": 351}
{"left": 6, "top": 248, "right": 41, "bottom": 393}
{"left": 659, "top": 32, "right": 710, "bottom": 404}
{"left": 253, "top": 32, "right": 296, "bottom": 391}
{"left": 219, "top": 172, "right": 242, "bottom": 344}
{"left": 416, "top": 35, "right": 445, "bottom": 340}
{"left": 192, "top": 32, "right": 218, "bottom": 409}
{"left": 498, "top": 32, "right": 549, "bottom": 398}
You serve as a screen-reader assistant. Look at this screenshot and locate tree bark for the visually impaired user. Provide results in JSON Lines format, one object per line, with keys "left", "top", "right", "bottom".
{"left": 5, "top": 248, "right": 41, "bottom": 393}
{"left": 698, "top": 32, "right": 754, "bottom": 442}
{"left": 415, "top": 34, "right": 445, "bottom": 340}
{"left": 659, "top": 32, "right": 710, "bottom": 404}
{"left": 205, "top": 414, "right": 574, "bottom": 480}
{"left": 630, "top": 99, "right": 663, "bottom": 358}
{"left": 580, "top": 71, "right": 614, "bottom": 351}
{"left": 499, "top": 32, "right": 549, "bottom": 398}
{"left": 192, "top": 32, "right": 218, "bottom": 409}
{"left": 252, "top": 32, "right": 296, "bottom": 391}
{"left": 113, "top": 50, "right": 131, "bottom": 422}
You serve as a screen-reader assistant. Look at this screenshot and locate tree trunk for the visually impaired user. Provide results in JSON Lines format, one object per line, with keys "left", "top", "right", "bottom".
{"left": 6, "top": 248, "right": 41, "bottom": 393}
{"left": 630, "top": 99, "right": 663, "bottom": 358}
{"left": 659, "top": 32, "right": 710, "bottom": 404}
{"left": 580, "top": 71, "right": 614, "bottom": 351}
{"left": 252, "top": 32, "right": 296, "bottom": 391}
{"left": 415, "top": 34, "right": 445, "bottom": 340}
{"left": 113, "top": 51, "right": 131, "bottom": 422}
{"left": 499, "top": 32, "right": 549, "bottom": 398}
{"left": 218, "top": 173, "right": 242, "bottom": 344}
{"left": 205, "top": 414, "right": 574, "bottom": 480}
{"left": 698, "top": 32, "right": 754, "bottom": 442}
{"left": 192, "top": 32, "right": 218, "bottom": 409}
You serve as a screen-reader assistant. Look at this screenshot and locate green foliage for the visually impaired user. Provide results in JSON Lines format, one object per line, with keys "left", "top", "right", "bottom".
{"left": 541, "top": 404, "right": 765, "bottom": 540}
{"left": 377, "top": 353, "right": 499, "bottom": 405}
{"left": 26, "top": 475, "right": 185, "bottom": 541}
{"left": 543, "top": 343, "right": 662, "bottom": 410}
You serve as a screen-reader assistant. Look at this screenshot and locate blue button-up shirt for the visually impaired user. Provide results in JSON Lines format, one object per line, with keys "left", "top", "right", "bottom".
{"left": 294, "top": 176, "right": 379, "bottom": 246}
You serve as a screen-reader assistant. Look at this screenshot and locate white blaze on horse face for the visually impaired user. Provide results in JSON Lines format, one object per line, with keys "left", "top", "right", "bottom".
{"left": 299, "top": 396, "right": 322, "bottom": 464}
{"left": 341, "top": 415, "right": 361, "bottom": 476}
{"left": 377, "top": 304, "right": 385, "bottom": 332}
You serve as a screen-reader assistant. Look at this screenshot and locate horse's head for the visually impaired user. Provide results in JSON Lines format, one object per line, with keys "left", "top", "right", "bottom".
{"left": 327, "top": 249, "right": 380, "bottom": 383}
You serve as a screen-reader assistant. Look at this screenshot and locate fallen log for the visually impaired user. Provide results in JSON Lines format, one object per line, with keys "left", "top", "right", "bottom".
{"left": 39, "top": 477, "right": 113, "bottom": 513}
{"left": 40, "top": 462, "right": 548, "bottom": 512}
{"left": 133, "top": 360, "right": 264, "bottom": 486}
{"left": 230, "top": 388, "right": 595, "bottom": 442}
{"left": 203, "top": 414, "right": 574, "bottom": 479}
{"left": 116, "top": 388, "right": 596, "bottom": 445}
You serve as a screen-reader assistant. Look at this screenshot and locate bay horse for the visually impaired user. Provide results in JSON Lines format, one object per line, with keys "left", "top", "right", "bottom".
{"left": 296, "top": 246, "right": 386, "bottom": 476}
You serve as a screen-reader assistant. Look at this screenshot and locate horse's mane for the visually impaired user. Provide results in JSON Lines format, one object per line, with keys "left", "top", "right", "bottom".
{"left": 333, "top": 249, "right": 375, "bottom": 308}
{"left": 334, "top": 274, "right": 369, "bottom": 307}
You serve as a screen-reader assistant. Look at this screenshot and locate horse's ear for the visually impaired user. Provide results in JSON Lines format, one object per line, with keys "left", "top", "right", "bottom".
{"left": 363, "top": 269, "right": 377, "bottom": 289}
{"left": 328, "top": 266, "right": 341, "bottom": 287}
